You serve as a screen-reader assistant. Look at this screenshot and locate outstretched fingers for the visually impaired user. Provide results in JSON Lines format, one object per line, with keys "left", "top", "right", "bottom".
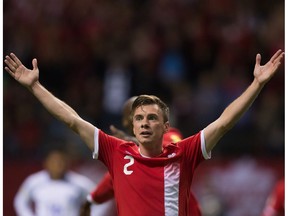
{"left": 271, "top": 51, "right": 284, "bottom": 73}
{"left": 10, "top": 53, "right": 23, "bottom": 67}
{"left": 270, "top": 49, "right": 284, "bottom": 64}
{"left": 5, "top": 55, "right": 16, "bottom": 70}
{"left": 4, "top": 56, "right": 18, "bottom": 78}
{"left": 4, "top": 65, "right": 15, "bottom": 78}
{"left": 4, "top": 53, "right": 27, "bottom": 79}
{"left": 4, "top": 53, "right": 23, "bottom": 71}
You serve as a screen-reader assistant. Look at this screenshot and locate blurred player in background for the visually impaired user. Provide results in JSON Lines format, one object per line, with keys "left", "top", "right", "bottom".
{"left": 261, "top": 178, "right": 284, "bottom": 216}
{"left": 14, "top": 148, "right": 96, "bottom": 216}
{"left": 4, "top": 49, "right": 284, "bottom": 215}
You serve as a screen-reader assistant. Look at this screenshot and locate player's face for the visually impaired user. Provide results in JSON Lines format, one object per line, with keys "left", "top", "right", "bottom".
{"left": 132, "top": 104, "right": 169, "bottom": 147}
{"left": 45, "top": 151, "right": 68, "bottom": 179}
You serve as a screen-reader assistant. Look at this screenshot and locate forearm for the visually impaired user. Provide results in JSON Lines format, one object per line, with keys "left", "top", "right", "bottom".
{"left": 205, "top": 79, "right": 264, "bottom": 152}
{"left": 219, "top": 79, "right": 263, "bottom": 130}
{"left": 29, "top": 81, "right": 79, "bottom": 130}
{"left": 204, "top": 49, "right": 284, "bottom": 152}
{"left": 28, "top": 81, "right": 95, "bottom": 149}
{"left": 57, "top": 98, "right": 80, "bottom": 117}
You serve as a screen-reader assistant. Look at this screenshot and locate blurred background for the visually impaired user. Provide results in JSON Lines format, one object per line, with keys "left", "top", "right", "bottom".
{"left": 3, "top": 0, "right": 284, "bottom": 215}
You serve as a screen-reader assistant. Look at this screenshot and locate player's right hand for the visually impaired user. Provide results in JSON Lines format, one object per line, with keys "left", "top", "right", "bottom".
{"left": 4, "top": 53, "right": 39, "bottom": 88}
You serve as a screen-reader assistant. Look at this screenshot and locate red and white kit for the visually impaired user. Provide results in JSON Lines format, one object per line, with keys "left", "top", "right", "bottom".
{"left": 93, "top": 128, "right": 210, "bottom": 216}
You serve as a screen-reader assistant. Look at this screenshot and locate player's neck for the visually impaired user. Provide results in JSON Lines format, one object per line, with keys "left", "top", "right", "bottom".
{"left": 138, "top": 145, "right": 163, "bottom": 158}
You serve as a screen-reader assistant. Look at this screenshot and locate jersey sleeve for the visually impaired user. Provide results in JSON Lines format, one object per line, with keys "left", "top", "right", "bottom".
{"left": 92, "top": 127, "right": 124, "bottom": 171}
{"left": 90, "top": 172, "right": 114, "bottom": 204}
{"left": 201, "top": 129, "right": 212, "bottom": 160}
{"left": 179, "top": 130, "right": 211, "bottom": 172}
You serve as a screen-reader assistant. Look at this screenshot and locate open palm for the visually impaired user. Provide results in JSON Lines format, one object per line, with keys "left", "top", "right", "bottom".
{"left": 253, "top": 49, "right": 284, "bottom": 85}
{"left": 4, "top": 53, "right": 39, "bottom": 88}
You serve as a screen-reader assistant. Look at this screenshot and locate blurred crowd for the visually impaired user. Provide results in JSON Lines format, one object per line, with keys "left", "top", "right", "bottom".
{"left": 3, "top": 0, "right": 284, "bottom": 160}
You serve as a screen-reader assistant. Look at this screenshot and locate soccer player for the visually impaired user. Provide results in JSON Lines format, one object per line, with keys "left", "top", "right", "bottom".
{"left": 4, "top": 49, "right": 284, "bottom": 216}
{"left": 80, "top": 97, "right": 201, "bottom": 216}
{"left": 81, "top": 128, "right": 201, "bottom": 216}
{"left": 14, "top": 148, "right": 96, "bottom": 216}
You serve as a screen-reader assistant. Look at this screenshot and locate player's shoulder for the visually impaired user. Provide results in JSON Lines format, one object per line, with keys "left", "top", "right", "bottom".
{"left": 22, "top": 170, "right": 50, "bottom": 186}
{"left": 180, "top": 131, "right": 202, "bottom": 143}
{"left": 99, "top": 129, "right": 133, "bottom": 145}
{"left": 27, "top": 169, "right": 48, "bottom": 178}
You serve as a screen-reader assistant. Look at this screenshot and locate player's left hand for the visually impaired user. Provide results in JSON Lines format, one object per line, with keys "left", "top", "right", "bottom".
{"left": 253, "top": 49, "right": 284, "bottom": 85}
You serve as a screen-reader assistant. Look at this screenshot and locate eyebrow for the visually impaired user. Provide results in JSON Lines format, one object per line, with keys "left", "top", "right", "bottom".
{"left": 134, "top": 114, "right": 143, "bottom": 118}
{"left": 134, "top": 113, "right": 159, "bottom": 118}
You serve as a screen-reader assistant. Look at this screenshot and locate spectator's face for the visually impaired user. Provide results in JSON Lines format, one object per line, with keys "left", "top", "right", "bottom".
{"left": 132, "top": 104, "right": 169, "bottom": 147}
{"left": 44, "top": 151, "right": 68, "bottom": 179}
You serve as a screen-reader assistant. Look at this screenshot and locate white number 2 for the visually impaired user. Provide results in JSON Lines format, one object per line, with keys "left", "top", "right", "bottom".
{"left": 123, "top": 155, "right": 134, "bottom": 175}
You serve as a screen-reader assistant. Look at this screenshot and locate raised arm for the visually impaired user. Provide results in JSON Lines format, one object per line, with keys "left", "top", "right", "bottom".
{"left": 4, "top": 53, "right": 95, "bottom": 150}
{"left": 204, "top": 49, "right": 284, "bottom": 153}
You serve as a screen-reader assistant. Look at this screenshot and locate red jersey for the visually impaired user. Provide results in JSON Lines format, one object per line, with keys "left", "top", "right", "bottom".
{"left": 189, "top": 194, "right": 202, "bottom": 216}
{"left": 91, "top": 172, "right": 114, "bottom": 204}
{"left": 262, "top": 179, "right": 284, "bottom": 216}
{"left": 91, "top": 172, "right": 201, "bottom": 216}
{"left": 93, "top": 128, "right": 210, "bottom": 216}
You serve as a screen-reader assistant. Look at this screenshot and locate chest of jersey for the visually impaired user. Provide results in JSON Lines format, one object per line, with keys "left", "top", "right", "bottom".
{"left": 112, "top": 151, "right": 181, "bottom": 216}
{"left": 97, "top": 129, "right": 204, "bottom": 215}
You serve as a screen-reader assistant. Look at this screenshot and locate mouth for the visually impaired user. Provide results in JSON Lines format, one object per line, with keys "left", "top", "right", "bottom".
{"left": 140, "top": 131, "right": 152, "bottom": 137}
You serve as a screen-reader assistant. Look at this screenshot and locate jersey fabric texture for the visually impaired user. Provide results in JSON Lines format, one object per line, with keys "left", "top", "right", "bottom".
{"left": 90, "top": 127, "right": 202, "bottom": 215}
{"left": 93, "top": 128, "right": 210, "bottom": 216}
{"left": 90, "top": 171, "right": 202, "bottom": 216}
{"left": 14, "top": 170, "right": 94, "bottom": 216}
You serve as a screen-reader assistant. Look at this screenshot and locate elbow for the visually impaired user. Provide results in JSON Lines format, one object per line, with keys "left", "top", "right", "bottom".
{"left": 222, "top": 124, "right": 233, "bottom": 134}
{"left": 217, "top": 121, "right": 234, "bottom": 136}
{"left": 66, "top": 116, "right": 81, "bottom": 134}
{"left": 218, "top": 115, "right": 239, "bottom": 134}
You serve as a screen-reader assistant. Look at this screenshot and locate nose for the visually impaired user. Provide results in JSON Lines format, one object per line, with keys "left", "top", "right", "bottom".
{"left": 141, "top": 119, "right": 149, "bottom": 128}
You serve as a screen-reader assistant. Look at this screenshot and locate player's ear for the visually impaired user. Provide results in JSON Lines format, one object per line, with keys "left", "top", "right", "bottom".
{"left": 132, "top": 122, "right": 136, "bottom": 136}
{"left": 164, "top": 121, "right": 170, "bottom": 133}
